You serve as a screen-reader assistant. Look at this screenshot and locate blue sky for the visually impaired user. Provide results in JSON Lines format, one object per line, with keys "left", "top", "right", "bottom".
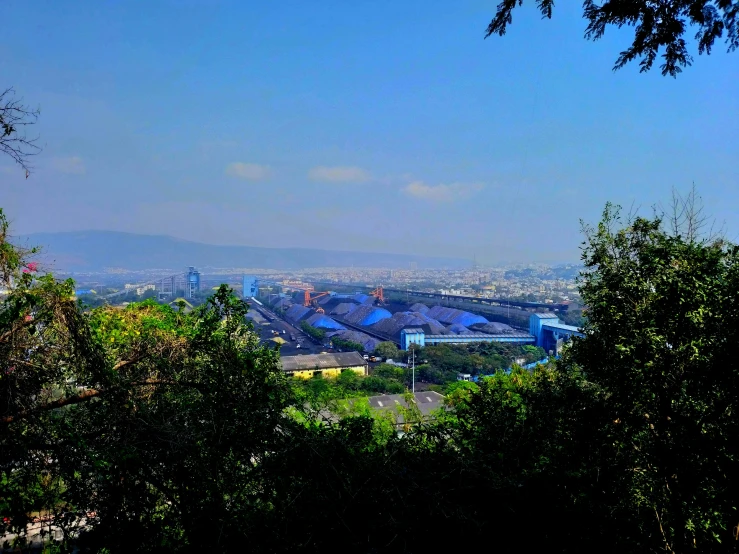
{"left": 2, "top": 0, "right": 737, "bottom": 264}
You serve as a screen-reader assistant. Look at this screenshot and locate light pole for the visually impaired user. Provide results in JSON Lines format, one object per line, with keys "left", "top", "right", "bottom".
{"left": 411, "top": 346, "right": 415, "bottom": 395}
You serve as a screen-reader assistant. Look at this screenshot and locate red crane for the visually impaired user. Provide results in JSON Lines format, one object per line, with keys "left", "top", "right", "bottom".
{"left": 304, "top": 290, "right": 331, "bottom": 314}
{"left": 369, "top": 285, "right": 385, "bottom": 304}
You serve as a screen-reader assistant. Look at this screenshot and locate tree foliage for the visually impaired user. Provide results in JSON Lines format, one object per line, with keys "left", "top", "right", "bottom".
{"left": 486, "top": 1, "right": 739, "bottom": 76}
{"left": 0, "top": 223, "right": 294, "bottom": 550}
{"left": 331, "top": 336, "right": 364, "bottom": 353}
{"left": 374, "top": 341, "right": 399, "bottom": 359}
{"left": 300, "top": 320, "right": 326, "bottom": 341}
{"left": 565, "top": 202, "right": 739, "bottom": 550}
{"left": 3, "top": 199, "right": 739, "bottom": 552}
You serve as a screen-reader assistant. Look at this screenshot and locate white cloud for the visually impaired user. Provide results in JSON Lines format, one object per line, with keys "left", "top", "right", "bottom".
{"left": 52, "top": 156, "right": 86, "bottom": 175}
{"left": 308, "top": 166, "right": 371, "bottom": 183}
{"left": 225, "top": 162, "right": 271, "bottom": 181}
{"left": 401, "top": 181, "right": 483, "bottom": 202}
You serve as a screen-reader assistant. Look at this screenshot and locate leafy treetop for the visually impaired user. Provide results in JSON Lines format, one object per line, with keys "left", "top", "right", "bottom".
{"left": 486, "top": 1, "right": 739, "bottom": 76}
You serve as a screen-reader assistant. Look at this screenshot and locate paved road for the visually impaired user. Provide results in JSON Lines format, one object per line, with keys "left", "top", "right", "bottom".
{"left": 247, "top": 303, "right": 323, "bottom": 355}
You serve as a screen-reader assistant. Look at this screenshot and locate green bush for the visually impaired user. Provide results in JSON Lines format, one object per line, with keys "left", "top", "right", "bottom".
{"left": 332, "top": 337, "right": 364, "bottom": 352}
{"left": 361, "top": 376, "right": 404, "bottom": 394}
{"left": 300, "top": 321, "right": 326, "bottom": 341}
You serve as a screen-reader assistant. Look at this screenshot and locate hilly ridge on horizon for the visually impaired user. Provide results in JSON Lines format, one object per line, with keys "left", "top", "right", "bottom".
{"left": 21, "top": 231, "right": 470, "bottom": 272}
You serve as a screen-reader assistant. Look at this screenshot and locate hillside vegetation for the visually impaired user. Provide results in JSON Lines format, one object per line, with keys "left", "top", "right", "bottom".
{"left": 2, "top": 204, "right": 739, "bottom": 553}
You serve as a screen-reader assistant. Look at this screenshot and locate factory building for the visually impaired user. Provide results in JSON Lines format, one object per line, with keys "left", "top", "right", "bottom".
{"left": 280, "top": 352, "right": 368, "bottom": 379}
{"left": 528, "top": 313, "right": 584, "bottom": 354}
{"left": 243, "top": 275, "right": 259, "bottom": 298}
{"left": 186, "top": 267, "right": 200, "bottom": 299}
{"left": 400, "top": 327, "right": 535, "bottom": 350}
{"left": 401, "top": 313, "right": 584, "bottom": 354}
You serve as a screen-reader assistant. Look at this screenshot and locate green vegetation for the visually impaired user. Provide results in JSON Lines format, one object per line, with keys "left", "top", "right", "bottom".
{"left": 373, "top": 341, "right": 399, "bottom": 359}
{"left": 299, "top": 320, "right": 326, "bottom": 341}
{"left": 293, "top": 365, "right": 405, "bottom": 403}
{"left": 3, "top": 198, "right": 739, "bottom": 552}
{"left": 414, "top": 342, "right": 547, "bottom": 385}
{"left": 330, "top": 337, "right": 364, "bottom": 353}
{"left": 559, "top": 307, "right": 585, "bottom": 327}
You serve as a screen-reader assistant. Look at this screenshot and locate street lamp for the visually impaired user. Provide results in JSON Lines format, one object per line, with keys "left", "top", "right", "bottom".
{"left": 408, "top": 345, "right": 416, "bottom": 395}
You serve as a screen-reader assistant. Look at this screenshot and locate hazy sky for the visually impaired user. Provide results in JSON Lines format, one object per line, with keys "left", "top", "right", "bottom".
{"left": 2, "top": 0, "right": 737, "bottom": 264}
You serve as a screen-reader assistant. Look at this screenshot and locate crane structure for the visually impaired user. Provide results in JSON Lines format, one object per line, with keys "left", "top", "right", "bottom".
{"left": 303, "top": 290, "right": 331, "bottom": 314}
{"left": 369, "top": 285, "right": 385, "bottom": 304}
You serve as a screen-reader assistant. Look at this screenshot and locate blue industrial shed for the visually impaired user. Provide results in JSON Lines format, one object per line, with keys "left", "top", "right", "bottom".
{"left": 401, "top": 313, "right": 583, "bottom": 352}
{"left": 529, "top": 313, "right": 583, "bottom": 353}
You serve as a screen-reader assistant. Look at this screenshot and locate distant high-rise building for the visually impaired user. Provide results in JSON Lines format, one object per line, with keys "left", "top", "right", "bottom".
{"left": 186, "top": 267, "right": 200, "bottom": 299}
{"left": 243, "top": 275, "right": 258, "bottom": 298}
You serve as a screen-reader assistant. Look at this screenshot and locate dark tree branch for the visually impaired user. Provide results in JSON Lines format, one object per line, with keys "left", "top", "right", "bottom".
{"left": 486, "top": 1, "right": 739, "bottom": 77}
{"left": 1, "top": 378, "right": 207, "bottom": 425}
{"left": 1, "top": 388, "right": 102, "bottom": 424}
{"left": 0, "top": 88, "right": 41, "bottom": 174}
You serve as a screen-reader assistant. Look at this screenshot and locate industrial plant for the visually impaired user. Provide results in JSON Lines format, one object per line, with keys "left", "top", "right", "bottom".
{"left": 259, "top": 282, "right": 581, "bottom": 355}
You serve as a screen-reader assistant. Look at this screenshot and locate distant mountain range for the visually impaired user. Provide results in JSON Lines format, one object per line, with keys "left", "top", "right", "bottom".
{"left": 21, "top": 231, "right": 470, "bottom": 272}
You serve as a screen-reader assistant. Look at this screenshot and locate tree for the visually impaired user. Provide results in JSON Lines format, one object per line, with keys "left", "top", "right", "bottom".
{"left": 372, "top": 363, "right": 405, "bottom": 381}
{"left": 443, "top": 380, "right": 479, "bottom": 407}
{"left": 331, "top": 337, "right": 364, "bottom": 353}
{"left": 300, "top": 320, "right": 326, "bottom": 341}
{"left": 0, "top": 88, "right": 40, "bottom": 174}
{"left": 562, "top": 202, "right": 739, "bottom": 551}
{"left": 374, "top": 341, "right": 399, "bottom": 360}
{"left": 0, "top": 215, "right": 294, "bottom": 551}
{"left": 486, "top": 1, "right": 739, "bottom": 76}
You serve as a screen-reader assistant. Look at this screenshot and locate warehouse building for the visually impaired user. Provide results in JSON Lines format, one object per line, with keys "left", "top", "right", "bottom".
{"left": 280, "top": 351, "right": 368, "bottom": 379}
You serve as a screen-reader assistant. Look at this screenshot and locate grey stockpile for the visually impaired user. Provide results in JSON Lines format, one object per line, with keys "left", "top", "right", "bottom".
{"left": 474, "top": 321, "right": 515, "bottom": 334}
{"left": 448, "top": 323, "right": 474, "bottom": 335}
{"left": 327, "top": 329, "right": 381, "bottom": 352}
{"left": 285, "top": 304, "right": 311, "bottom": 321}
{"left": 425, "top": 305, "right": 489, "bottom": 327}
{"left": 274, "top": 298, "right": 292, "bottom": 310}
{"left": 370, "top": 311, "right": 448, "bottom": 338}
{"left": 330, "top": 302, "right": 358, "bottom": 316}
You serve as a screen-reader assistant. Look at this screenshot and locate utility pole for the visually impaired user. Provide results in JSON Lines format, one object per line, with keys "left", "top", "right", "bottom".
{"left": 411, "top": 346, "right": 415, "bottom": 395}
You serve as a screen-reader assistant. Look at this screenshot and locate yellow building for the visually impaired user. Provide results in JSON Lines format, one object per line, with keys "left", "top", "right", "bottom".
{"left": 280, "top": 352, "right": 368, "bottom": 379}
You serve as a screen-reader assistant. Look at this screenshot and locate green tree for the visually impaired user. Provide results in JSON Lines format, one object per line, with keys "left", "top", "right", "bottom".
{"left": 331, "top": 337, "right": 364, "bottom": 353}
{"left": 374, "top": 341, "right": 399, "bottom": 360}
{"left": 372, "top": 363, "right": 404, "bottom": 381}
{"left": 300, "top": 320, "right": 326, "bottom": 341}
{"left": 335, "top": 368, "right": 362, "bottom": 391}
{"left": 559, "top": 308, "right": 585, "bottom": 328}
{"left": 560, "top": 202, "right": 739, "bottom": 551}
{"left": 361, "top": 376, "right": 404, "bottom": 394}
{"left": 444, "top": 380, "right": 479, "bottom": 407}
{"left": 0, "top": 214, "right": 294, "bottom": 551}
{"left": 486, "top": 1, "right": 739, "bottom": 77}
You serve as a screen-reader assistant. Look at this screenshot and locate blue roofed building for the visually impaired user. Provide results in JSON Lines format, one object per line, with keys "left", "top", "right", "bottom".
{"left": 529, "top": 313, "right": 584, "bottom": 354}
